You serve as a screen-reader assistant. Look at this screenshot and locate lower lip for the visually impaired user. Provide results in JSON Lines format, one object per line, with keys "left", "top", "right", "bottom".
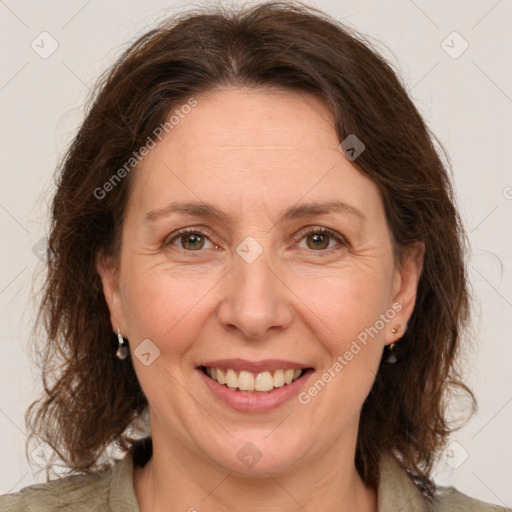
{"left": 198, "top": 368, "right": 314, "bottom": 412}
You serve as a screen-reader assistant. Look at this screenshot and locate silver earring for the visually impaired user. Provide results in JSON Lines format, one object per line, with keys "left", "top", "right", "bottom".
{"left": 386, "top": 342, "right": 397, "bottom": 364}
{"left": 116, "top": 328, "right": 129, "bottom": 360}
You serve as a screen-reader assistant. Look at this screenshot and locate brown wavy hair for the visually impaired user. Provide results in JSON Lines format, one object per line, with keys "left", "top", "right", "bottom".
{"left": 26, "top": 0, "right": 475, "bottom": 493}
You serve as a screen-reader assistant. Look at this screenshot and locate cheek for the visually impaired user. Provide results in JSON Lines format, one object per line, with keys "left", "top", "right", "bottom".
{"left": 292, "top": 264, "right": 393, "bottom": 353}
{"left": 312, "top": 268, "right": 394, "bottom": 401}
{"left": 298, "top": 274, "right": 390, "bottom": 411}
{"left": 120, "top": 258, "right": 222, "bottom": 354}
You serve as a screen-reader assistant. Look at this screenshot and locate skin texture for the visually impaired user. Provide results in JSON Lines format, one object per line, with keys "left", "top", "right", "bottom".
{"left": 97, "top": 88, "right": 424, "bottom": 512}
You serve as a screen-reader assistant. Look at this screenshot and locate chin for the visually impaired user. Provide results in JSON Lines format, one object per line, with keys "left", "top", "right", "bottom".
{"left": 202, "top": 432, "right": 309, "bottom": 477}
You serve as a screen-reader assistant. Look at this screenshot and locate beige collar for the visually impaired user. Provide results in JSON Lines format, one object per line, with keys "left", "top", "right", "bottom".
{"left": 377, "top": 453, "right": 430, "bottom": 511}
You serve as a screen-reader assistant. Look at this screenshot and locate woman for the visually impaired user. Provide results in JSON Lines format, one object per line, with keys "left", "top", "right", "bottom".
{"left": 0, "top": 2, "right": 507, "bottom": 511}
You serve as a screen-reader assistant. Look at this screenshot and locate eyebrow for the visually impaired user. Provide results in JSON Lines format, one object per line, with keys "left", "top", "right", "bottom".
{"left": 145, "top": 200, "right": 366, "bottom": 223}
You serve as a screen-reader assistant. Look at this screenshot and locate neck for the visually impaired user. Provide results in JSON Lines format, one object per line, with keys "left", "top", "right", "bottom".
{"left": 133, "top": 432, "right": 378, "bottom": 512}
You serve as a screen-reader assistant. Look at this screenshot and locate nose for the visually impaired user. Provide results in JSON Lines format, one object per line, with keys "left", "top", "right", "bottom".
{"left": 217, "top": 246, "right": 293, "bottom": 340}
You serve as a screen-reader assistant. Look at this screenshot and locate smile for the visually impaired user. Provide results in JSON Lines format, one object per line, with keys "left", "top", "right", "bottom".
{"left": 201, "top": 366, "right": 305, "bottom": 392}
{"left": 197, "top": 358, "right": 314, "bottom": 412}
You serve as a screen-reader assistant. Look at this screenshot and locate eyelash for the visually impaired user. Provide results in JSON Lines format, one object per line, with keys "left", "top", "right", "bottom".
{"left": 165, "top": 226, "right": 347, "bottom": 254}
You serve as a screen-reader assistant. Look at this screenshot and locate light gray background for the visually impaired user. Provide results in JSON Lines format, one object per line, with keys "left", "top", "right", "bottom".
{"left": 1, "top": 0, "right": 511, "bottom": 506}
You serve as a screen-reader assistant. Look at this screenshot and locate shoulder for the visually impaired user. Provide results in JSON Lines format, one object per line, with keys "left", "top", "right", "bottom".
{"left": 0, "top": 467, "right": 113, "bottom": 512}
{"left": 433, "top": 485, "right": 511, "bottom": 512}
{"left": 0, "top": 450, "right": 143, "bottom": 512}
{"left": 378, "top": 453, "right": 510, "bottom": 512}
{"left": 0, "top": 438, "right": 148, "bottom": 511}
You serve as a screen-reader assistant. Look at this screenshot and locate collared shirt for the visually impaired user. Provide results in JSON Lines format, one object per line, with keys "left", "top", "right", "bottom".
{"left": 0, "top": 439, "right": 508, "bottom": 511}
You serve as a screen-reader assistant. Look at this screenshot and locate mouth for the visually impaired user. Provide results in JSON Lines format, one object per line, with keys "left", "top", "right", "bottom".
{"left": 197, "top": 360, "right": 315, "bottom": 412}
{"left": 199, "top": 364, "right": 313, "bottom": 393}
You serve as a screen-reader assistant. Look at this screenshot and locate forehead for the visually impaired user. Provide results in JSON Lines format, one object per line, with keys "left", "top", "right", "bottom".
{"left": 127, "top": 88, "right": 383, "bottom": 222}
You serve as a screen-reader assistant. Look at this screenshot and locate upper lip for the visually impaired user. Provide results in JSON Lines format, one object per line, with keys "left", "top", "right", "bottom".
{"left": 199, "top": 359, "right": 312, "bottom": 373}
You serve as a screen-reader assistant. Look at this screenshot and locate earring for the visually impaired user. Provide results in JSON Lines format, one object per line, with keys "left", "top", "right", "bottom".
{"left": 386, "top": 342, "right": 397, "bottom": 364}
{"left": 116, "top": 328, "right": 129, "bottom": 360}
{"left": 386, "top": 324, "right": 408, "bottom": 364}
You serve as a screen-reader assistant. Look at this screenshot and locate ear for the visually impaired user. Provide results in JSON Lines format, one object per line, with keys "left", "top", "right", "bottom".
{"left": 384, "top": 241, "right": 425, "bottom": 345}
{"left": 96, "top": 252, "right": 127, "bottom": 335}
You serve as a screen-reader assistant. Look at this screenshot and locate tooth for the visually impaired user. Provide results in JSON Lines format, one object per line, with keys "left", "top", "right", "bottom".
{"left": 273, "top": 369, "right": 285, "bottom": 387}
{"left": 255, "top": 371, "right": 274, "bottom": 392}
{"left": 238, "top": 370, "right": 255, "bottom": 391}
{"left": 225, "top": 369, "right": 238, "bottom": 389}
{"left": 216, "top": 368, "right": 225, "bottom": 385}
{"left": 284, "top": 369, "right": 294, "bottom": 385}
{"left": 211, "top": 367, "right": 303, "bottom": 391}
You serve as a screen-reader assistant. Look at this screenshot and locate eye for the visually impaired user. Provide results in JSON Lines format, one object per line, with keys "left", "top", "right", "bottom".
{"left": 165, "top": 228, "right": 216, "bottom": 251}
{"left": 164, "top": 226, "right": 346, "bottom": 253}
{"left": 295, "top": 227, "right": 346, "bottom": 252}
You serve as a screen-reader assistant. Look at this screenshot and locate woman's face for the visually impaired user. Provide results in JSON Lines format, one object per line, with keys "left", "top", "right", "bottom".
{"left": 99, "top": 88, "right": 422, "bottom": 476}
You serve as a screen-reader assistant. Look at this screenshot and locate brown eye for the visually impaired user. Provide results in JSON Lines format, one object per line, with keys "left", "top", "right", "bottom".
{"left": 306, "top": 232, "right": 330, "bottom": 250}
{"left": 181, "top": 233, "right": 205, "bottom": 250}
{"left": 296, "top": 227, "right": 345, "bottom": 252}
{"left": 166, "top": 228, "right": 215, "bottom": 251}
